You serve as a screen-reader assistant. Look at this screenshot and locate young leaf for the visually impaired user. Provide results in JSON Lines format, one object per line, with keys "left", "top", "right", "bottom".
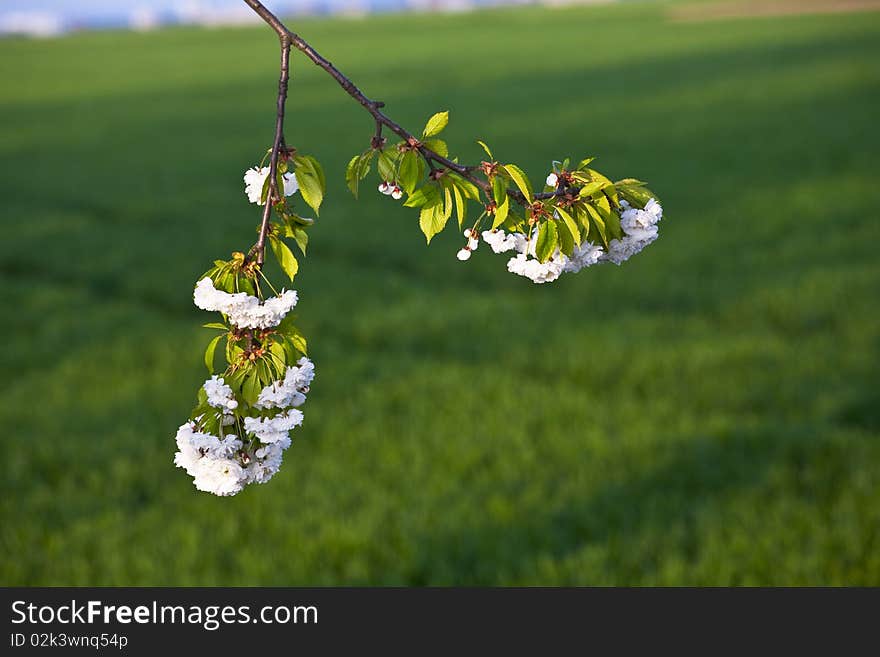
{"left": 204, "top": 334, "right": 223, "bottom": 373}
{"left": 289, "top": 332, "right": 308, "bottom": 356}
{"left": 202, "top": 322, "right": 228, "bottom": 330}
{"left": 585, "top": 204, "right": 608, "bottom": 247}
{"left": 556, "top": 217, "right": 575, "bottom": 257}
{"left": 404, "top": 184, "right": 441, "bottom": 209}
{"left": 270, "top": 236, "right": 299, "bottom": 281}
{"left": 297, "top": 154, "right": 326, "bottom": 193}
{"left": 504, "top": 164, "right": 533, "bottom": 202}
{"left": 452, "top": 175, "right": 482, "bottom": 201}
{"left": 492, "top": 176, "right": 507, "bottom": 206}
{"left": 345, "top": 152, "right": 372, "bottom": 198}
{"left": 452, "top": 183, "right": 466, "bottom": 229}
{"left": 378, "top": 149, "right": 398, "bottom": 182}
{"left": 419, "top": 204, "right": 449, "bottom": 244}
{"left": 476, "top": 140, "right": 494, "bottom": 159}
{"left": 399, "top": 150, "right": 421, "bottom": 194}
{"left": 291, "top": 227, "right": 308, "bottom": 255}
{"left": 535, "top": 220, "right": 558, "bottom": 263}
{"left": 492, "top": 195, "right": 509, "bottom": 229}
{"left": 615, "top": 179, "right": 658, "bottom": 208}
{"left": 577, "top": 181, "right": 606, "bottom": 198}
{"left": 241, "top": 371, "right": 261, "bottom": 406}
{"left": 423, "top": 138, "right": 448, "bottom": 158}
{"left": 555, "top": 206, "right": 582, "bottom": 246}
{"left": 423, "top": 111, "right": 449, "bottom": 138}
{"left": 294, "top": 169, "right": 323, "bottom": 215}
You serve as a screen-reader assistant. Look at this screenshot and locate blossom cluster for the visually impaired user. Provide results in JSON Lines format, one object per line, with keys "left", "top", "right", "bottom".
{"left": 378, "top": 181, "right": 403, "bottom": 200}
{"left": 174, "top": 357, "right": 316, "bottom": 496}
{"left": 466, "top": 197, "right": 663, "bottom": 284}
{"left": 193, "top": 277, "right": 298, "bottom": 329}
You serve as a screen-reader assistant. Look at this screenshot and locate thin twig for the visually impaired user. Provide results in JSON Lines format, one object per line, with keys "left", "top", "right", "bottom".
{"left": 252, "top": 35, "right": 291, "bottom": 266}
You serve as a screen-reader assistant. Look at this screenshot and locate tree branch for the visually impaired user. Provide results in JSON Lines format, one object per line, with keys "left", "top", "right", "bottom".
{"left": 243, "top": 0, "right": 571, "bottom": 211}
{"left": 253, "top": 36, "right": 291, "bottom": 266}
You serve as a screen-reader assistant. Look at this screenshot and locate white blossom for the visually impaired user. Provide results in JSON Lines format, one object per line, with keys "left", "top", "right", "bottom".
{"left": 456, "top": 248, "right": 471, "bottom": 261}
{"left": 506, "top": 252, "right": 566, "bottom": 284}
{"left": 173, "top": 423, "right": 247, "bottom": 496}
{"left": 481, "top": 229, "right": 523, "bottom": 254}
{"left": 193, "top": 278, "right": 298, "bottom": 329}
{"left": 601, "top": 197, "right": 663, "bottom": 265}
{"left": 546, "top": 173, "right": 559, "bottom": 187}
{"left": 245, "top": 440, "right": 288, "bottom": 485}
{"left": 192, "top": 458, "right": 247, "bottom": 496}
{"left": 563, "top": 241, "right": 604, "bottom": 273}
{"left": 468, "top": 236, "right": 479, "bottom": 251}
{"left": 378, "top": 181, "right": 391, "bottom": 195}
{"left": 244, "top": 408, "right": 304, "bottom": 444}
{"left": 244, "top": 166, "right": 298, "bottom": 205}
{"left": 390, "top": 186, "right": 403, "bottom": 200}
{"left": 203, "top": 375, "right": 237, "bottom": 410}
{"left": 255, "top": 357, "right": 315, "bottom": 410}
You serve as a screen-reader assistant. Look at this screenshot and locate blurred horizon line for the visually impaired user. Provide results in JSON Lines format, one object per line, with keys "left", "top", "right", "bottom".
{"left": 0, "top": 0, "right": 618, "bottom": 39}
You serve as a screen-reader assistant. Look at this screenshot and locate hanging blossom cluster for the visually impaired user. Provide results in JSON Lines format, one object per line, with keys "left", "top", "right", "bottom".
{"left": 467, "top": 194, "right": 663, "bottom": 284}
{"left": 174, "top": 357, "right": 314, "bottom": 496}
{"left": 175, "top": 160, "right": 321, "bottom": 496}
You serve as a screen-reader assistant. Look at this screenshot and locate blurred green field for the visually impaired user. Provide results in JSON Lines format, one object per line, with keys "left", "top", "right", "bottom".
{"left": 1, "top": 1, "right": 879, "bottom": 585}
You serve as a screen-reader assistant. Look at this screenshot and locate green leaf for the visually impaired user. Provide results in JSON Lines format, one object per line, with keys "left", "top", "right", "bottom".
{"left": 204, "top": 334, "right": 222, "bottom": 373}
{"left": 260, "top": 173, "right": 271, "bottom": 205}
{"left": 345, "top": 153, "right": 372, "bottom": 198}
{"left": 492, "top": 176, "right": 507, "bottom": 206}
{"left": 378, "top": 149, "right": 398, "bottom": 182}
{"left": 453, "top": 175, "right": 482, "bottom": 200}
{"left": 442, "top": 185, "right": 454, "bottom": 221}
{"left": 423, "top": 138, "right": 448, "bottom": 158}
{"left": 476, "top": 140, "right": 493, "bottom": 159}
{"left": 398, "top": 150, "right": 421, "bottom": 194}
{"left": 577, "top": 181, "right": 606, "bottom": 198}
{"left": 452, "top": 183, "right": 466, "bottom": 229}
{"left": 294, "top": 169, "right": 323, "bottom": 215}
{"left": 290, "top": 332, "right": 308, "bottom": 356}
{"left": 585, "top": 203, "right": 608, "bottom": 247}
{"left": 492, "top": 194, "right": 509, "bottom": 229}
{"left": 270, "top": 236, "right": 299, "bottom": 281}
{"left": 504, "top": 164, "right": 533, "bottom": 202}
{"left": 291, "top": 227, "right": 308, "bottom": 255}
{"left": 535, "top": 221, "right": 558, "bottom": 263}
{"left": 605, "top": 206, "right": 623, "bottom": 241}
{"left": 419, "top": 203, "right": 449, "bottom": 244}
{"left": 555, "top": 206, "right": 582, "bottom": 246}
{"left": 555, "top": 217, "right": 574, "bottom": 257}
{"left": 615, "top": 179, "right": 657, "bottom": 208}
{"left": 241, "top": 371, "right": 261, "bottom": 406}
{"left": 297, "top": 154, "right": 326, "bottom": 193}
{"left": 422, "top": 111, "right": 449, "bottom": 138}
{"left": 404, "top": 184, "right": 441, "bottom": 209}
{"left": 202, "top": 322, "right": 228, "bottom": 330}
{"left": 578, "top": 157, "right": 595, "bottom": 169}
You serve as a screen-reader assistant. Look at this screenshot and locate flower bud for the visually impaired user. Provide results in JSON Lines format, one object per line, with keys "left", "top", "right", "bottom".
{"left": 456, "top": 248, "right": 472, "bottom": 261}
{"left": 546, "top": 173, "right": 559, "bottom": 187}
{"left": 463, "top": 228, "right": 473, "bottom": 239}
{"left": 391, "top": 186, "right": 403, "bottom": 200}
{"left": 227, "top": 400, "right": 238, "bottom": 410}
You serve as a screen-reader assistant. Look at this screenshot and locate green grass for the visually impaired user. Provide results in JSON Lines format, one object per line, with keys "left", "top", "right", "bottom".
{"left": 1, "top": 1, "right": 879, "bottom": 585}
